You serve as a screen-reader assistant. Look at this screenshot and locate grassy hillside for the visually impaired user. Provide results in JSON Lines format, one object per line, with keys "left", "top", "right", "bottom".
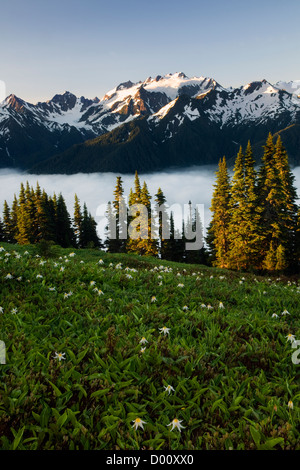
{"left": 0, "top": 242, "right": 299, "bottom": 450}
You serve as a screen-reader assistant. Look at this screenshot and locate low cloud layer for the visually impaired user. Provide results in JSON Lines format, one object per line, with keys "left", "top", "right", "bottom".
{"left": 1, "top": 165, "right": 300, "bottom": 242}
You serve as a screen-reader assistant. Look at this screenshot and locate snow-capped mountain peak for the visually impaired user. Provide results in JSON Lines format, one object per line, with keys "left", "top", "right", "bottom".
{"left": 1, "top": 73, "right": 300, "bottom": 172}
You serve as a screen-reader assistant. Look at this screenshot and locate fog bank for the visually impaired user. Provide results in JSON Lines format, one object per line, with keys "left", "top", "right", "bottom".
{"left": 1, "top": 166, "right": 300, "bottom": 241}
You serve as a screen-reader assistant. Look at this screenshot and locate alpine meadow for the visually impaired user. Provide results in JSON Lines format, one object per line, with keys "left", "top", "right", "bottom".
{"left": 1, "top": 0, "right": 300, "bottom": 456}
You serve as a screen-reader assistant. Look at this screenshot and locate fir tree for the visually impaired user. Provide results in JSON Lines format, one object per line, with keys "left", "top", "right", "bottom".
{"left": 81, "top": 203, "right": 101, "bottom": 248}
{"left": 154, "top": 188, "right": 170, "bottom": 259}
{"left": 2, "top": 200, "right": 14, "bottom": 243}
{"left": 257, "top": 134, "right": 296, "bottom": 271}
{"left": 55, "top": 194, "right": 76, "bottom": 248}
{"left": 105, "top": 201, "right": 117, "bottom": 252}
{"left": 112, "top": 177, "right": 127, "bottom": 252}
{"left": 227, "top": 143, "right": 262, "bottom": 271}
{"left": 186, "top": 206, "right": 206, "bottom": 265}
{"left": 15, "top": 183, "right": 31, "bottom": 245}
{"left": 273, "top": 136, "right": 298, "bottom": 269}
{"left": 207, "top": 156, "right": 231, "bottom": 268}
{"left": 73, "top": 194, "right": 82, "bottom": 247}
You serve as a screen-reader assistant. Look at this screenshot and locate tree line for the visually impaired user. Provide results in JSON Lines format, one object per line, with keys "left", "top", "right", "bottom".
{"left": 1, "top": 132, "right": 299, "bottom": 273}
{"left": 207, "top": 133, "right": 300, "bottom": 272}
{"left": 105, "top": 172, "right": 208, "bottom": 264}
{"left": 0, "top": 182, "right": 101, "bottom": 249}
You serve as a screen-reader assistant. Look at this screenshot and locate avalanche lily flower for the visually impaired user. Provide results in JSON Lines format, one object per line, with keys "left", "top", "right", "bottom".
{"left": 164, "top": 384, "right": 175, "bottom": 395}
{"left": 272, "top": 313, "right": 278, "bottom": 318}
{"left": 139, "top": 337, "right": 148, "bottom": 345}
{"left": 282, "top": 309, "right": 290, "bottom": 316}
{"left": 183, "top": 306, "right": 189, "bottom": 311}
{"left": 177, "top": 283, "right": 184, "bottom": 288}
{"left": 159, "top": 326, "right": 170, "bottom": 336}
{"left": 0, "top": 307, "right": 3, "bottom": 313}
{"left": 288, "top": 400, "right": 294, "bottom": 410}
{"left": 90, "top": 281, "right": 96, "bottom": 286}
{"left": 5, "top": 273, "right": 13, "bottom": 279}
{"left": 167, "top": 418, "right": 185, "bottom": 432}
{"left": 151, "top": 296, "right": 157, "bottom": 303}
{"left": 54, "top": 352, "right": 66, "bottom": 361}
{"left": 11, "top": 308, "right": 18, "bottom": 314}
{"left": 286, "top": 334, "right": 296, "bottom": 343}
{"left": 132, "top": 417, "right": 146, "bottom": 431}
{"left": 140, "top": 347, "right": 146, "bottom": 353}
{"left": 219, "top": 302, "right": 224, "bottom": 309}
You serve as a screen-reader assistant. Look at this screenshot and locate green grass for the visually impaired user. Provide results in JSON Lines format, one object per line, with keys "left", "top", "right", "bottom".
{"left": 0, "top": 241, "right": 299, "bottom": 450}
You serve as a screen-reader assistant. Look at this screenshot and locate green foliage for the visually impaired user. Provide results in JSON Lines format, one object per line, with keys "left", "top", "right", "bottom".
{"left": 209, "top": 136, "right": 299, "bottom": 273}
{"left": 0, "top": 242, "right": 299, "bottom": 450}
{"left": 2, "top": 182, "right": 101, "bottom": 251}
{"left": 35, "top": 239, "right": 60, "bottom": 259}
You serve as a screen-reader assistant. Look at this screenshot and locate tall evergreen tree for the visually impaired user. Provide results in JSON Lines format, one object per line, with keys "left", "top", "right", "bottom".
{"left": 2, "top": 200, "right": 14, "bottom": 243}
{"left": 81, "top": 202, "right": 101, "bottom": 248}
{"left": 227, "top": 143, "right": 262, "bottom": 270}
{"left": 112, "top": 176, "right": 127, "bottom": 252}
{"left": 257, "top": 134, "right": 295, "bottom": 270}
{"left": 273, "top": 135, "right": 298, "bottom": 269}
{"left": 154, "top": 187, "right": 170, "bottom": 259}
{"left": 15, "top": 183, "right": 31, "bottom": 245}
{"left": 55, "top": 194, "right": 76, "bottom": 248}
{"left": 207, "top": 156, "right": 231, "bottom": 268}
{"left": 73, "top": 194, "right": 83, "bottom": 247}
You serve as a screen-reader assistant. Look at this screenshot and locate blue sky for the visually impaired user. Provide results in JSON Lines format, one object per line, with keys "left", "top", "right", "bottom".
{"left": 1, "top": 0, "right": 300, "bottom": 103}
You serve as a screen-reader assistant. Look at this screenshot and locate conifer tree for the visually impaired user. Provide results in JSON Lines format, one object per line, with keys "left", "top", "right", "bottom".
{"left": 257, "top": 134, "right": 297, "bottom": 270}
{"left": 112, "top": 176, "right": 127, "bottom": 252}
{"left": 80, "top": 202, "right": 101, "bottom": 248}
{"left": 273, "top": 136, "right": 298, "bottom": 269}
{"left": 139, "top": 181, "right": 158, "bottom": 256}
{"left": 207, "top": 156, "right": 231, "bottom": 268}
{"left": 2, "top": 200, "right": 14, "bottom": 243}
{"left": 227, "top": 143, "right": 262, "bottom": 270}
{"left": 16, "top": 183, "right": 31, "bottom": 245}
{"left": 154, "top": 188, "right": 170, "bottom": 259}
{"left": 73, "top": 194, "right": 82, "bottom": 247}
{"left": 186, "top": 206, "right": 206, "bottom": 265}
{"left": 163, "top": 211, "right": 176, "bottom": 261}
{"left": 105, "top": 201, "right": 117, "bottom": 252}
{"left": 127, "top": 172, "right": 142, "bottom": 254}
{"left": 55, "top": 194, "right": 76, "bottom": 248}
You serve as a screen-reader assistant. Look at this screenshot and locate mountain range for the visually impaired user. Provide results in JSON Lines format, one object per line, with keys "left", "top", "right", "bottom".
{"left": 1, "top": 72, "right": 300, "bottom": 174}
